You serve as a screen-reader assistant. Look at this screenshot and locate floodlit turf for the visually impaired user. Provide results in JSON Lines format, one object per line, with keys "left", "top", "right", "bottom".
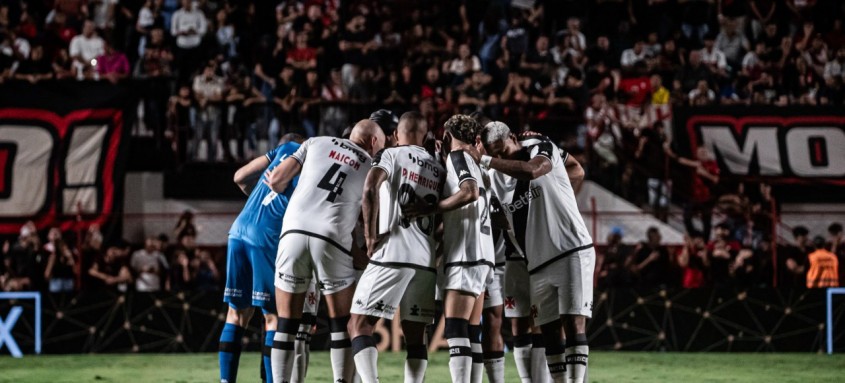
{"left": 1, "top": 351, "right": 845, "bottom": 382}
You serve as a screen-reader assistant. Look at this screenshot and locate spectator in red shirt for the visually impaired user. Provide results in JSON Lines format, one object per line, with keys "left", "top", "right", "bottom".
{"left": 676, "top": 146, "right": 720, "bottom": 240}
{"left": 96, "top": 40, "right": 130, "bottom": 83}
{"left": 287, "top": 32, "right": 317, "bottom": 73}
{"left": 677, "top": 230, "right": 708, "bottom": 288}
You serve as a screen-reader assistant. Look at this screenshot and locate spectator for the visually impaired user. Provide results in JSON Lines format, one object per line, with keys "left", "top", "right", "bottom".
{"left": 88, "top": 241, "right": 132, "bottom": 292}
{"left": 68, "top": 19, "right": 105, "bottom": 79}
{"left": 503, "top": 14, "right": 530, "bottom": 70}
{"left": 96, "top": 40, "right": 130, "bottom": 83}
{"left": 620, "top": 38, "right": 648, "bottom": 69}
{"left": 445, "top": 43, "right": 481, "bottom": 81}
{"left": 287, "top": 33, "right": 317, "bottom": 73}
{"left": 707, "top": 222, "right": 741, "bottom": 287}
{"left": 676, "top": 50, "right": 712, "bottom": 93}
{"left": 320, "top": 67, "right": 348, "bottom": 137}
{"left": 677, "top": 230, "right": 709, "bottom": 288}
{"left": 715, "top": 18, "right": 750, "bottom": 68}
{"left": 171, "top": 0, "right": 208, "bottom": 81}
{"left": 130, "top": 236, "right": 168, "bottom": 292}
{"left": 586, "top": 35, "right": 616, "bottom": 70}
{"left": 635, "top": 121, "right": 672, "bottom": 221}
{"left": 459, "top": 71, "right": 497, "bottom": 115}
{"left": 700, "top": 33, "right": 729, "bottom": 79}
{"left": 192, "top": 61, "right": 225, "bottom": 161}
{"left": 169, "top": 247, "right": 193, "bottom": 292}
{"left": 174, "top": 210, "right": 197, "bottom": 240}
{"left": 43, "top": 227, "right": 76, "bottom": 293}
{"left": 191, "top": 249, "right": 220, "bottom": 292}
{"left": 781, "top": 226, "right": 811, "bottom": 287}
{"left": 688, "top": 79, "right": 717, "bottom": 104}
{"left": 677, "top": 147, "right": 720, "bottom": 240}
{"left": 823, "top": 47, "right": 845, "bottom": 83}
{"left": 627, "top": 227, "right": 675, "bottom": 287}
{"left": 596, "top": 227, "right": 632, "bottom": 288}
{"left": 749, "top": 0, "right": 778, "bottom": 41}
{"left": 807, "top": 236, "right": 839, "bottom": 288}
{"left": 213, "top": 9, "right": 237, "bottom": 60}
{"left": 52, "top": 48, "right": 75, "bottom": 80}
{"left": 13, "top": 45, "right": 54, "bottom": 83}
{"left": 521, "top": 35, "right": 553, "bottom": 75}
{"left": 560, "top": 17, "right": 587, "bottom": 54}
{"left": 1, "top": 222, "right": 39, "bottom": 292}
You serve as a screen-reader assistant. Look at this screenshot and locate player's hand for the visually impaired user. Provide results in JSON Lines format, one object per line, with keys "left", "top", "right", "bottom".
{"left": 351, "top": 244, "right": 369, "bottom": 270}
{"left": 262, "top": 170, "right": 272, "bottom": 186}
{"left": 365, "top": 234, "right": 385, "bottom": 258}
{"left": 402, "top": 195, "right": 436, "bottom": 218}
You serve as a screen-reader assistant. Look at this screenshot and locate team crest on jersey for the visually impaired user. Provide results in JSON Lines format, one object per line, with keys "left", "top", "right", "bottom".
{"left": 307, "top": 292, "right": 317, "bottom": 305}
{"left": 504, "top": 296, "right": 516, "bottom": 309}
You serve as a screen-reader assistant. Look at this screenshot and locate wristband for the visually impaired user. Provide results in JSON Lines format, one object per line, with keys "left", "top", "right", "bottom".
{"left": 480, "top": 155, "right": 493, "bottom": 169}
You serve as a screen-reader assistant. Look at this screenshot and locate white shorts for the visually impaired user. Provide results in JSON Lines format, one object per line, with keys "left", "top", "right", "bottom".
{"left": 483, "top": 265, "right": 505, "bottom": 309}
{"left": 530, "top": 248, "right": 595, "bottom": 326}
{"left": 351, "top": 263, "right": 436, "bottom": 323}
{"left": 275, "top": 232, "right": 356, "bottom": 295}
{"left": 442, "top": 261, "right": 493, "bottom": 298}
{"left": 504, "top": 259, "right": 533, "bottom": 318}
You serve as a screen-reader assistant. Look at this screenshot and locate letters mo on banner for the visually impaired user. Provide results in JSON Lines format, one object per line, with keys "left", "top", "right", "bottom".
{"left": 674, "top": 107, "right": 845, "bottom": 184}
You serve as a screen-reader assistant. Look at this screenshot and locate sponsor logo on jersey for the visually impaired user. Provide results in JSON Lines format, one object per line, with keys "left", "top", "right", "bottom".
{"left": 408, "top": 153, "right": 441, "bottom": 177}
{"left": 502, "top": 187, "right": 542, "bottom": 213}
{"left": 331, "top": 138, "right": 369, "bottom": 163}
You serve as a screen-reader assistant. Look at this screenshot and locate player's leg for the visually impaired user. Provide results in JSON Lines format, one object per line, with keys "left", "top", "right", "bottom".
{"left": 313, "top": 238, "right": 360, "bottom": 383}
{"left": 261, "top": 313, "right": 278, "bottom": 383}
{"left": 481, "top": 267, "right": 505, "bottom": 383}
{"left": 271, "top": 234, "right": 311, "bottom": 383}
{"left": 249, "top": 243, "right": 282, "bottom": 383}
{"left": 468, "top": 292, "right": 485, "bottom": 383}
{"left": 347, "top": 264, "right": 415, "bottom": 383}
{"left": 399, "top": 268, "right": 436, "bottom": 383}
{"left": 532, "top": 271, "right": 566, "bottom": 383}
{"left": 444, "top": 288, "right": 477, "bottom": 383}
{"left": 220, "top": 237, "right": 253, "bottom": 383}
{"left": 506, "top": 259, "right": 536, "bottom": 382}
{"left": 291, "top": 280, "right": 319, "bottom": 383}
{"left": 560, "top": 249, "right": 595, "bottom": 383}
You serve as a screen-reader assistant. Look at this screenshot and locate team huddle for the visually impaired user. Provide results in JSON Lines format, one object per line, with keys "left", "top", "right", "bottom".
{"left": 219, "top": 110, "right": 595, "bottom": 383}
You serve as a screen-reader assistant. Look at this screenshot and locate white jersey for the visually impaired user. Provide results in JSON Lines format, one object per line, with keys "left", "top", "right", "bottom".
{"left": 503, "top": 138, "right": 592, "bottom": 274}
{"left": 441, "top": 150, "right": 494, "bottom": 267}
{"left": 372, "top": 145, "right": 445, "bottom": 270}
{"left": 282, "top": 137, "right": 372, "bottom": 250}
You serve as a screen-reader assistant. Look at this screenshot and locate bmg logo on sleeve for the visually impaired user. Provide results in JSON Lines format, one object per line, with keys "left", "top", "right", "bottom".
{"left": 0, "top": 292, "right": 41, "bottom": 357}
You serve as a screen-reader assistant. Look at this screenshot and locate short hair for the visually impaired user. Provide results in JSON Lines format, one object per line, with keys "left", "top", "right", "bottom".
{"left": 828, "top": 222, "right": 843, "bottom": 235}
{"left": 398, "top": 111, "right": 427, "bottom": 133}
{"left": 370, "top": 109, "right": 399, "bottom": 134}
{"left": 444, "top": 114, "right": 481, "bottom": 143}
{"left": 647, "top": 226, "right": 660, "bottom": 235}
{"left": 280, "top": 132, "right": 305, "bottom": 145}
{"left": 813, "top": 236, "right": 827, "bottom": 249}
{"left": 792, "top": 226, "right": 809, "bottom": 237}
{"left": 481, "top": 121, "right": 511, "bottom": 146}
{"left": 716, "top": 222, "right": 732, "bottom": 231}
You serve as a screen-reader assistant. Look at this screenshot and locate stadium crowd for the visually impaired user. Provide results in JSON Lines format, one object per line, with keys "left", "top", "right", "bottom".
{"left": 1, "top": 0, "right": 844, "bottom": 292}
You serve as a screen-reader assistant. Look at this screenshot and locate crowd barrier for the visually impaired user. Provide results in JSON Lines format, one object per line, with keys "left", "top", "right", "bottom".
{"left": 2, "top": 288, "right": 842, "bottom": 356}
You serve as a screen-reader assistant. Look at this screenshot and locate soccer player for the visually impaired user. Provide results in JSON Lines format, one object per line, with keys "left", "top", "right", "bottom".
{"left": 369, "top": 109, "right": 399, "bottom": 147}
{"left": 475, "top": 122, "right": 593, "bottom": 383}
{"left": 409, "top": 114, "right": 493, "bottom": 383}
{"left": 221, "top": 133, "right": 307, "bottom": 383}
{"left": 347, "top": 112, "right": 444, "bottom": 383}
{"left": 267, "top": 120, "right": 385, "bottom": 383}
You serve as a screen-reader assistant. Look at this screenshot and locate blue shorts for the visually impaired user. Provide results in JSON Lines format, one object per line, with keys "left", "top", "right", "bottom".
{"left": 224, "top": 236, "right": 277, "bottom": 313}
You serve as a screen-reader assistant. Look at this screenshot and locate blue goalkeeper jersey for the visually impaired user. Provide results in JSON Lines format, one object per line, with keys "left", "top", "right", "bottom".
{"left": 229, "top": 142, "right": 300, "bottom": 248}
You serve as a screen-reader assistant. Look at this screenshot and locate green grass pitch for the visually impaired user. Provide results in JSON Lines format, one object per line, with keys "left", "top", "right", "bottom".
{"left": 2, "top": 351, "right": 844, "bottom": 382}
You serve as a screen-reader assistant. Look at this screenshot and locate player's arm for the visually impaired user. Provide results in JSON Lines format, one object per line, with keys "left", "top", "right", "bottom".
{"left": 362, "top": 167, "right": 389, "bottom": 257}
{"left": 233, "top": 155, "right": 271, "bottom": 195}
{"left": 564, "top": 154, "right": 585, "bottom": 194}
{"left": 486, "top": 156, "right": 552, "bottom": 181}
{"left": 404, "top": 179, "right": 478, "bottom": 217}
{"left": 266, "top": 156, "right": 302, "bottom": 194}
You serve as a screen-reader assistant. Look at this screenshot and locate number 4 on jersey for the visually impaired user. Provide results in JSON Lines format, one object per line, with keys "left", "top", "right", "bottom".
{"left": 318, "top": 163, "right": 347, "bottom": 202}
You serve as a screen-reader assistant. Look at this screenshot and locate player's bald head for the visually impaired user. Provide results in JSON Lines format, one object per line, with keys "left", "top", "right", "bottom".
{"left": 395, "top": 111, "right": 428, "bottom": 146}
{"left": 349, "top": 119, "right": 386, "bottom": 155}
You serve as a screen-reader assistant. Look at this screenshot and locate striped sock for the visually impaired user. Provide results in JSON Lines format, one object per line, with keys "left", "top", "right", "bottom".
{"left": 352, "top": 335, "right": 379, "bottom": 383}
{"left": 543, "top": 337, "right": 566, "bottom": 383}
{"left": 271, "top": 318, "right": 300, "bottom": 383}
{"left": 404, "top": 344, "right": 428, "bottom": 383}
{"left": 329, "top": 316, "right": 354, "bottom": 383}
{"left": 512, "top": 334, "right": 533, "bottom": 383}
{"left": 483, "top": 351, "right": 505, "bottom": 383}
{"left": 469, "top": 325, "right": 483, "bottom": 383}
{"left": 445, "top": 318, "right": 471, "bottom": 383}
{"left": 292, "top": 314, "right": 314, "bottom": 382}
{"left": 219, "top": 323, "right": 245, "bottom": 383}
{"left": 531, "top": 334, "right": 551, "bottom": 383}
{"left": 263, "top": 329, "right": 274, "bottom": 382}
{"left": 565, "top": 334, "right": 588, "bottom": 383}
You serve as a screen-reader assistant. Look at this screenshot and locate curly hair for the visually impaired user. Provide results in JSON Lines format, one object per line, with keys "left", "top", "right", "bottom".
{"left": 444, "top": 114, "right": 481, "bottom": 143}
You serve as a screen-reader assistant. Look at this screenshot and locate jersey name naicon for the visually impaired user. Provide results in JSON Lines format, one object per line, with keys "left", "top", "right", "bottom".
{"left": 328, "top": 150, "right": 362, "bottom": 171}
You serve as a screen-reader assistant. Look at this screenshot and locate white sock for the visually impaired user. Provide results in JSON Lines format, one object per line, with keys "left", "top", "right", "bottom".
{"left": 483, "top": 354, "right": 505, "bottom": 383}
{"left": 329, "top": 317, "right": 354, "bottom": 383}
{"left": 531, "top": 344, "right": 550, "bottom": 383}
{"left": 565, "top": 342, "right": 588, "bottom": 383}
{"left": 352, "top": 336, "right": 379, "bottom": 383}
{"left": 447, "top": 337, "right": 472, "bottom": 383}
{"left": 513, "top": 335, "right": 533, "bottom": 382}
{"left": 291, "top": 323, "right": 311, "bottom": 383}
{"left": 404, "top": 345, "right": 428, "bottom": 383}
{"left": 470, "top": 343, "right": 483, "bottom": 383}
{"left": 546, "top": 352, "right": 566, "bottom": 383}
{"left": 270, "top": 328, "right": 296, "bottom": 383}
